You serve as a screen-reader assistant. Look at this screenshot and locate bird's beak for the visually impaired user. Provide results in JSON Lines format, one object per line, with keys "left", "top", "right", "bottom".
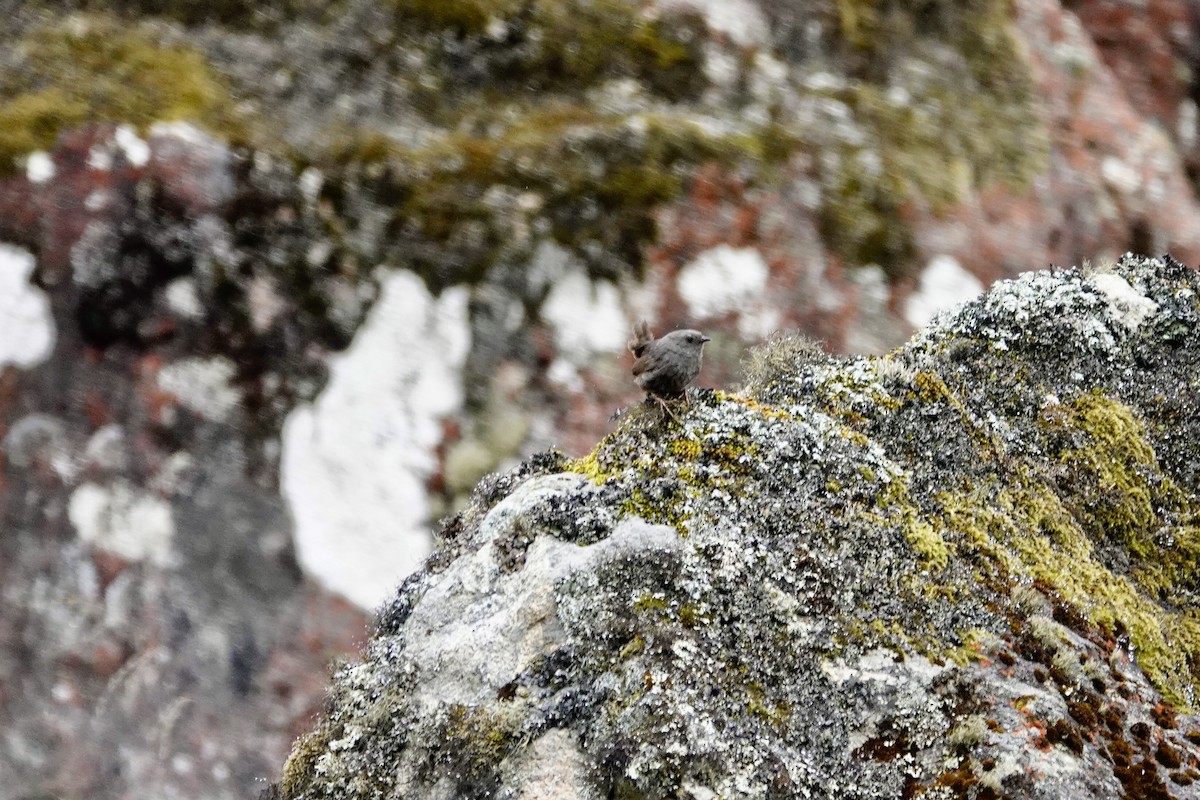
{"left": 701, "top": 335, "right": 711, "bottom": 343}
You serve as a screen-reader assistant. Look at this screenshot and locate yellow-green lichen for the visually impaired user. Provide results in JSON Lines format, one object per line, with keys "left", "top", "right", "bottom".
{"left": 568, "top": 397, "right": 764, "bottom": 532}
{"left": 0, "top": 14, "right": 241, "bottom": 171}
{"left": 568, "top": 443, "right": 618, "bottom": 484}
{"left": 669, "top": 438, "right": 702, "bottom": 461}
{"left": 940, "top": 479, "right": 1200, "bottom": 709}
{"left": 874, "top": 478, "right": 950, "bottom": 572}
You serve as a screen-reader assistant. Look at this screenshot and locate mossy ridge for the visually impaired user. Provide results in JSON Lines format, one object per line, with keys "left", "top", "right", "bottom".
{"left": 320, "top": 109, "right": 786, "bottom": 289}
{"left": 817, "top": 0, "right": 1044, "bottom": 279}
{"left": 0, "top": 13, "right": 241, "bottom": 172}
{"left": 1050, "top": 393, "right": 1190, "bottom": 565}
{"left": 389, "top": 0, "right": 708, "bottom": 101}
{"left": 62, "top": 0, "right": 336, "bottom": 28}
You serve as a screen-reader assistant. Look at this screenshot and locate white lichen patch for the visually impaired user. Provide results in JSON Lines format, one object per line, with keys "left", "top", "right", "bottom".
{"left": 540, "top": 254, "right": 628, "bottom": 362}
{"left": 1087, "top": 271, "right": 1159, "bottom": 330}
{"left": 677, "top": 245, "right": 770, "bottom": 323}
{"left": 919, "top": 269, "right": 1119, "bottom": 356}
{"left": 905, "top": 255, "right": 984, "bottom": 329}
{"left": 156, "top": 357, "right": 242, "bottom": 422}
{"left": 68, "top": 480, "right": 175, "bottom": 565}
{"left": 280, "top": 269, "right": 470, "bottom": 610}
{"left": 0, "top": 245, "right": 55, "bottom": 369}
{"left": 2, "top": 413, "right": 75, "bottom": 478}
{"left": 408, "top": 475, "right": 683, "bottom": 707}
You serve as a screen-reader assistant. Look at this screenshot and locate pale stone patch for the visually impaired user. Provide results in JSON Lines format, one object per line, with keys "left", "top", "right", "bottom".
{"left": 280, "top": 269, "right": 470, "bottom": 609}
{"left": 114, "top": 125, "right": 150, "bottom": 167}
{"left": 1088, "top": 271, "right": 1159, "bottom": 329}
{"left": 0, "top": 245, "right": 55, "bottom": 369}
{"left": 156, "top": 357, "right": 242, "bottom": 422}
{"left": 904, "top": 255, "right": 984, "bottom": 329}
{"left": 68, "top": 480, "right": 175, "bottom": 565}
{"left": 540, "top": 249, "right": 628, "bottom": 361}
{"left": 677, "top": 245, "right": 770, "bottom": 322}
{"left": 165, "top": 277, "right": 205, "bottom": 320}
{"left": 26, "top": 151, "right": 55, "bottom": 183}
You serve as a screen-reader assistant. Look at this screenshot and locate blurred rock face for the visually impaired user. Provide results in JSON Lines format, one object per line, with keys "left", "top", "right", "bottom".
{"left": 0, "top": 1, "right": 1197, "bottom": 798}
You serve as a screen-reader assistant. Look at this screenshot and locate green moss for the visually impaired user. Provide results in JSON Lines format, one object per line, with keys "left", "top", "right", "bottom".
{"left": 391, "top": 0, "right": 502, "bottom": 33}
{"left": 833, "top": 0, "right": 881, "bottom": 51}
{"left": 0, "top": 14, "right": 240, "bottom": 171}
{"left": 905, "top": 516, "right": 950, "bottom": 572}
{"left": 390, "top": 0, "right": 707, "bottom": 101}
{"left": 874, "top": 477, "right": 950, "bottom": 572}
{"left": 945, "top": 629, "right": 994, "bottom": 667}
{"left": 818, "top": 141, "right": 919, "bottom": 279}
{"left": 746, "top": 684, "right": 791, "bottom": 728}
{"left": 622, "top": 487, "right": 692, "bottom": 531}
{"left": 280, "top": 729, "right": 331, "bottom": 799}
{"left": 437, "top": 703, "right": 522, "bottom": 789}
{"left": 619, "top": 634, "right": 646, "bottom": 660}
{"left": 634, "top": 592, "right": 670, "bottom": 613}
{"left": 1055, "top": 393, "right": 1172, "bottom": 560}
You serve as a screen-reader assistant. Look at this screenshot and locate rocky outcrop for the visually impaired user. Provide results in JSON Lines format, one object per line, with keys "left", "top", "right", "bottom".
{"left": 280, "top": 255, "right": 1200, "bottom": 799}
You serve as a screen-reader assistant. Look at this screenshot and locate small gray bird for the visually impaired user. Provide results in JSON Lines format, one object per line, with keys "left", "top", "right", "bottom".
{"left": 628, "top": 320, "right": 710, "bottom": 399}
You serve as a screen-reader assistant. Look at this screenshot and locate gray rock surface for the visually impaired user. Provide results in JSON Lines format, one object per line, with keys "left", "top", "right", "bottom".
{"left": 281, "top": 254, "right": 1200, "bottom": 799}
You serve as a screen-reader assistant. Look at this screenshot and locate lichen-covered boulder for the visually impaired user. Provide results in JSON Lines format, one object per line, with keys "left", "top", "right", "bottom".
{"left": 277, "top": 254, "right": 1200, "bottom": 799}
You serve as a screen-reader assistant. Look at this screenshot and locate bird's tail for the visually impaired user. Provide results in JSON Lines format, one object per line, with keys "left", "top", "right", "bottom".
{"left": 627, "top": 320, "right": 653, "bottom": 357}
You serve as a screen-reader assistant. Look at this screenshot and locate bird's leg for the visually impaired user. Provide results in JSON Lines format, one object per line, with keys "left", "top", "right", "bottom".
{"left": 651, "top": 394, "right": 680, "bottom": 424}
